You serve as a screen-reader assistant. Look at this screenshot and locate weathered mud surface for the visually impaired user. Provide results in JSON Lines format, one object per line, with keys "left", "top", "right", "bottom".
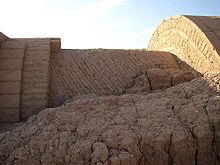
{"left": 0, "top": 75, "right": 220, "bottom": 165}
{"left": 49, "top": 50, "right": 183, "bottom": 107}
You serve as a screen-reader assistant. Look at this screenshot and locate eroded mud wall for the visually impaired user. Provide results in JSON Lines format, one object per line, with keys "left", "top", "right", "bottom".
{"left": 1, "top": 15, "right": 220, "bottom": 122}
{"left": 49, "top": 49, "right": 181, "bottom": 107}
{"left": 148, "top": 15, "right": 220, "bottom": 76}
{"left": 0, "top": 37, "right": 60, "bottom": 121}
{"left": 0, "top": 39, "right": 25, "bottom": 122}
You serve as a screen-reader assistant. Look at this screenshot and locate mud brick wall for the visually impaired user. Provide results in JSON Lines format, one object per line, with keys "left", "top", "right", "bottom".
{"left": 148, "top": 15, "right": 220, "bottom": 76}
{"left": 20, "top": 39, "right": 51, "bottom": 120}
{"left": 0, "top": 39, "right": 25, "bottom": 122}
{"left": 0, "top": 37, "right": 60, "bottom": 122}
{"left": 1, "top": 15, "right": 220, "bottom": 122}
{"left": 49, "top": 49, "right": 180, "bottom": 107}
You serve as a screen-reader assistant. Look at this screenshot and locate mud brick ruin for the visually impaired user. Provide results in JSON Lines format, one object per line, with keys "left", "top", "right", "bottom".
{"left": 0, "top": 15, "right": 220, "bottom": 165}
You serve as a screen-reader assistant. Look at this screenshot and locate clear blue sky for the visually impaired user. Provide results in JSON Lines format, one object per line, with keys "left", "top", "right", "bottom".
{"left": 1, "top": 0, "right": 220, "bottom": 49}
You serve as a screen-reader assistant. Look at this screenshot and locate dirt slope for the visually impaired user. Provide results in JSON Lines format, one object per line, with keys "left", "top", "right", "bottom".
{"left": 1, "top": 75, "right": 219, "bottom": 165}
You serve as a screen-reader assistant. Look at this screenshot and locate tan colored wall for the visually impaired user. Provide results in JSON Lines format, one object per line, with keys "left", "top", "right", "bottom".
{"left": 49, "top": 49, "right": 181, "bottom": 107}
{"left": 0, "top": 37, "right": 61, "bottom": 122}
{"left": 1, "top": 15, "right": 220, "bottom": 122}
{"left": 20, "top": 38, "right": 60, "bottom": 120}
{"left": 148, "top": 15, "right": 220, "bottom": 76}
{"left": 0, "top": 39, "right": 25, "bottom": 122}
{"left": 20, "top": 39, "right": 51, "bottom": 120}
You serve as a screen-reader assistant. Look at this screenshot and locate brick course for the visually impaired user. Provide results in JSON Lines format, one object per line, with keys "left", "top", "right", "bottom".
{"left": 148, "top": 15, "right": 220, "bottom": 76}
{"left": 0, "top": 38, "right": 57, "bottom": 121}
{"left": 20, "top": 39, "right": 51, "bottom": 120}
{"left": 0, "top": 39, "right": 25, "bottom": 122}
{"left": 48, "top": 49, "right": 181, "bottom": 107}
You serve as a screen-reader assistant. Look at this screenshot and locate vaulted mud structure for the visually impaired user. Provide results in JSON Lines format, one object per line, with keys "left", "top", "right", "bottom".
{"left": 148, "top": 15, "right": 220, "bottom": 76}
{"left": 0, "top": 15, "right": 220, "bottom": 165}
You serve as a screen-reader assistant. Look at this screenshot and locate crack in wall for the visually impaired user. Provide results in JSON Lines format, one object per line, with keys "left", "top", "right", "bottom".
{"left": 204, "top": 102, "right": 220, "bottom": 163}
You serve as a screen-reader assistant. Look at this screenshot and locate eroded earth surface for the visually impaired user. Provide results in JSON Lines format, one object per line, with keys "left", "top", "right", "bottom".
{"left": 0, "top": 75, "right": 220, "bottom": 165}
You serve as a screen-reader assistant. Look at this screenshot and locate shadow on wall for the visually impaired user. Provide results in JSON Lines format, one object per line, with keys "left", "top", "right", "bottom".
{"left": 0, "top": 32, "right": 8, "bottom": 45}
